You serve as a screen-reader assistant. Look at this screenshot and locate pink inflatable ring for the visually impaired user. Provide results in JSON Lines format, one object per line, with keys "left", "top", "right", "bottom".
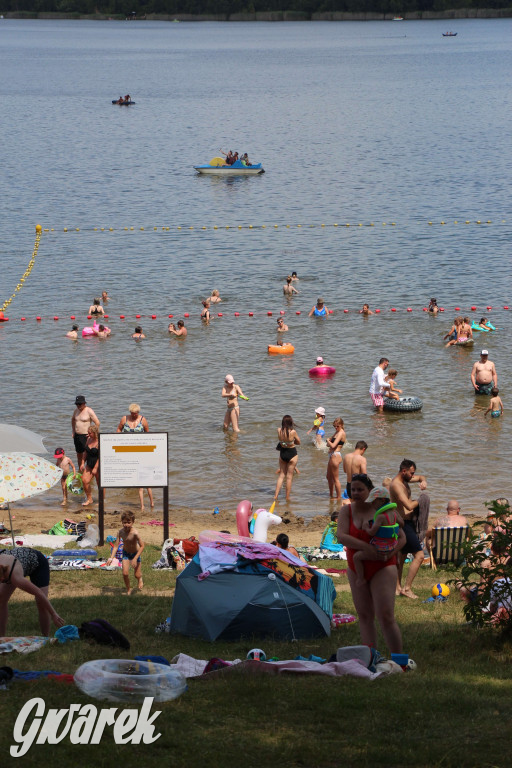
{"left": 309, "top": 365, "right": 336, "bottom": 376}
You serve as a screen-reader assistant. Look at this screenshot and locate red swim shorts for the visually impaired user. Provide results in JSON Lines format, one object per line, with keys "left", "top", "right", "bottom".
{"left": 370, "top": 393, "right": 384, "bottom": 407}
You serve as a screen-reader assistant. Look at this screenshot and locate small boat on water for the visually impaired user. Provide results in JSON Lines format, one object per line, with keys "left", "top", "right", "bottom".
{"left": 112, "top": 99, "right": 135, "bottom": 105}
{"left": 443, "top": 31, "right": 457, "bottom": 36}
{"left": 393, "top": 16, "right": 404, "bottom": 21}
{"left": 194, "top": 157, "right": 265, "bottom": 176}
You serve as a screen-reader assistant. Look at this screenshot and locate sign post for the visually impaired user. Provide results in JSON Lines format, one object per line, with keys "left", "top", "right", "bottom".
{"left": 98, "top": 433, "right": 169, "bottom": 545}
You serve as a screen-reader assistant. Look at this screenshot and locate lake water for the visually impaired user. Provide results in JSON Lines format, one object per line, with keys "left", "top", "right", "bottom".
{"left": 0, "top": 17, "right": 511, "bottom": 521}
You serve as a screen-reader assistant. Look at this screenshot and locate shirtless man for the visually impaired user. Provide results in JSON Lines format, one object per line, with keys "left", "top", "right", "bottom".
{"left": 342, "top": 441, "right": 368, "bottom": 498}
{"left": 471, "top": 350, "right": 497, "bottom": 395}
{"left": 424, "top": 500, "right": 469, "bottom": 552}
{"left": 71, "top": 395, "right": 100, "bottom": 467}
{"left": 66, "top": 324, "right": 79, "bottom": 339}
{"left": 277, "top": 317, "right": 288, "bottom": 332}
{"left": 283, "top": 276, "right": 299, "bottom": 296}
{"left": 169, "top": 319, "right": 187, "bottom": 337}
{"left": 390, "top": 459, "right": 430, "bottom": 599}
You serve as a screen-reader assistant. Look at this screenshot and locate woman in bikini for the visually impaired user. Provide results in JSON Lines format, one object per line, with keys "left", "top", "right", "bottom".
{"left": 201, "top": 299, "right": 211, "bottom": 324}
{"left": 274, "top": 415, "right": 300, "bottom": 503}
{"left": 81, "top": 424, "right": 100, "bottom": 506}
{"left": 88, "top": 298, "right": 104, "bottom": 316}
{"left": 222, "top": 374, "right": 246, "bottom": 433}
{"left": 117, "top": 403, "right": 153, "bottom": 511}
{"left": 326, "top": 417, "right": 346, "bottom": 500}
{"left": 337, "top": 474, "right": 405, "bottom": 653}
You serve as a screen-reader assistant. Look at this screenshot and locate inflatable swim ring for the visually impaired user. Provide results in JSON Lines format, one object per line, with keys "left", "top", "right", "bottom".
{"left": 471, "top": 321, "right": 495, "bottom": 332}
{"left": 82, "top": 323, "right": 110, "bottom": 337}
{"left": 383, "top": 396, "right": 422, "bottom": 412}
{"left": 309, "top": 366, "right": 336, "bottom": 376}
{"left": 74, "top": 658, "right": 187, "bottom": 703}
{"left": 66, "top": 473, "right": 83, "bottom": 495}
{"left": 456, "top": 338, "right": 474, "bottom": 346}
{"left": 268, "top": 343, "right": 295, "bottom": 355}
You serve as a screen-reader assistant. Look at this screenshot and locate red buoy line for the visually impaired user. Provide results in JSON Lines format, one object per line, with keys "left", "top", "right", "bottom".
{"left": 0, "top": 305, "right": 509, "bottom": 323}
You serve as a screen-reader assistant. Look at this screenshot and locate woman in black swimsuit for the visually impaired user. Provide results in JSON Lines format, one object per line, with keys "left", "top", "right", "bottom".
{"left": 0, "top": 548, "right": 65, "bottom": 636}
{"left": 274, "top": 415, "right": 300, "bottom": 503}
{"left": 81, "top": 424, "right": 100, "bottom": 507}
{"left": 88, "top": 298, "right": 104, "bottom": 316}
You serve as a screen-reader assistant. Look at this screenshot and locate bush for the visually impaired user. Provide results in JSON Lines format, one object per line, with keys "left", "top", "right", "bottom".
{"left": 452, "top": 499, "right": 512, "bottom": 635}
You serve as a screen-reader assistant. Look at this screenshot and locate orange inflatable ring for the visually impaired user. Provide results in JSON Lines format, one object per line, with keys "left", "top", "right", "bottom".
{"left": 268, "top": 343, "right": 295, "bottom": 355}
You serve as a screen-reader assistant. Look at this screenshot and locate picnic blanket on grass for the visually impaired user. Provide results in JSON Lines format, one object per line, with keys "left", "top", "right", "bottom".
{"left": 0, "top": 636, "right": 54, "bottom": 654}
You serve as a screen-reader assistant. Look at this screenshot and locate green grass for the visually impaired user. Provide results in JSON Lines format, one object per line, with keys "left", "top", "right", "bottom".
{"left": 1, "top": 545, "right": 511, "bottom": 768}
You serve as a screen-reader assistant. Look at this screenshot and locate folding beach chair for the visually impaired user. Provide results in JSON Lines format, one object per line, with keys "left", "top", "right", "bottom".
{"left": 429, "top": 526, "right": 470, "bottom": 570}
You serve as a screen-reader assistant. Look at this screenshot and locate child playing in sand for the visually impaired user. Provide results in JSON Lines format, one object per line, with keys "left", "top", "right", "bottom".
{"left": 307, "top": 406, "right": 326, "bottom": 447}
{"left": 107, "top": 511, "right": 145, "bottom": 594}
{"left": 54, "top": 447, "right": 76, "bottom": 506}
{"left": 353, "top": 487, "right": 402, "bottom": 586}
{"left": 485, "top": 387, "right": 504, "bottom": 418}
{"left": 384, "top": 369, "right": 402, "bottom": 400}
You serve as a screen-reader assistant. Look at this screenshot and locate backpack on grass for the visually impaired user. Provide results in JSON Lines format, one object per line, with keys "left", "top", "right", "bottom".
{"left": 79, "top": 619, "right": 130, "bottom": 650}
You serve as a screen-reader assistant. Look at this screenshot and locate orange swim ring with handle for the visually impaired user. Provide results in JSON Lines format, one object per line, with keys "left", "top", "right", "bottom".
{"left": 268, "top": 343, "right": 295, "bottom": 355}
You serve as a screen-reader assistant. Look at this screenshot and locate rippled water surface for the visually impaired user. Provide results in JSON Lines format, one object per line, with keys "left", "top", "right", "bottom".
{"left": 1, "top": 18, "right": 511, "bottom": 520}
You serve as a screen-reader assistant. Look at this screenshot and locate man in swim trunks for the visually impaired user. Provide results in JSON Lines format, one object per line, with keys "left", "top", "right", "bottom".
{"left": 71, "top": 395, "right": 100, "bottom": 467}
{"left": 390, "top": 458, "right": 430, "bottom": 599}
{"left": 169, "top": 319, "right": 187, "bottom": 337}
{"left": 369, "top": 357, "right": 391, "bottom": 411}
{"left": 342, "top": 441, "right": 368, "bottom": 499}
{"left": 471, "top": 349, "right": 497, "bottom": 395}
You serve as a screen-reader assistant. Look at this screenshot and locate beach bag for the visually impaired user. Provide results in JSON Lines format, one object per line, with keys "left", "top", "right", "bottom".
{"left": 79, "top": 619, "right": 130, "bottom": 650}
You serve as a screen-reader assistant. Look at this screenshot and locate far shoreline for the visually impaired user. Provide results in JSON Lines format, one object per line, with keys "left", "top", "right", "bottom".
{"left": 1, "top": 9, "right": 511, "bottom": 22}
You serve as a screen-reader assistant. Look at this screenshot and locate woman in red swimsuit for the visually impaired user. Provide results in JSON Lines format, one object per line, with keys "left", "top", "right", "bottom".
{"left": 337, "top": 474, "right": 405, "bottom": 653}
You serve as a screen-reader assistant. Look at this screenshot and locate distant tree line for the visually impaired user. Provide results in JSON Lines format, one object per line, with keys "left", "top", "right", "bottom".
{"left": 2, "top": 0, "right": 511, "bottom": 16}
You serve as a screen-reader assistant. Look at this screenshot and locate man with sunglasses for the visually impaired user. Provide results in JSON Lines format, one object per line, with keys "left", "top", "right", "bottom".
{"left": 390, "top": 458, "right": 430, "bottom": 599}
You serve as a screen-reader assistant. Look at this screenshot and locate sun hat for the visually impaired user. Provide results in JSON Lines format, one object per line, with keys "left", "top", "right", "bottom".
{"left": 225, "top": 374, "right": 234, "bottom": 383}
{"left": 316, "top": 356, "right": 324, "bottom": 364}
{"left": 315, "top": 407, "right": 325, "bottom": 416}
{"left": 75, "top": 395, "right": 86, "bottom": 405}
{"left": 368, "top": 487, "right": 390, "bottom": 503}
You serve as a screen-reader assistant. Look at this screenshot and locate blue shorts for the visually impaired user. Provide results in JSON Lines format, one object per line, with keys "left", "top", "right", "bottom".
{"left": 401, "top": 519, "right": 423, "bottom": 554}
{"left": 123, "top": 552, "right": 141, "bottom": 563}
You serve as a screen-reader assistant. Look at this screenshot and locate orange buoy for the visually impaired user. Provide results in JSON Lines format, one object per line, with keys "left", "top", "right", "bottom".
{"left": 268, "top": 343, "right": 295, "bottom": 355}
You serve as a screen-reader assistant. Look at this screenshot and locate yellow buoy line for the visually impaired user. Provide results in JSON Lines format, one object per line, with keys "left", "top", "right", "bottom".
{"left": 1, "top": 224, "right": 42, "bottom": 312}
{"left": 37, "top": 219, "right": 505, "bottom": 234}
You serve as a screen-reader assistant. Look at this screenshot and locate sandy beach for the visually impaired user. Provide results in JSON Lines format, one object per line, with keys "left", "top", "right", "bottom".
{"left": 2, "top": 501, "right": 333, "bottom": 549}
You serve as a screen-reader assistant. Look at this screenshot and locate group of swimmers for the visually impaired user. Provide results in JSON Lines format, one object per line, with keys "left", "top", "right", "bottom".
{"left": 113, "top": 94, "right": 132, "bottom": 104}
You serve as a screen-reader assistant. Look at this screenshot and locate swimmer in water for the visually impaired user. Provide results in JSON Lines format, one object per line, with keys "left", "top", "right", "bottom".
{"left": 101, "top": 290, "right": 110, "bottom": 303}
{"left": 283, "top": 276, "right": 299, "bottom": 296}
{"left": 291, "top": 271, "right": 299, "bottom": 281}
{"left": 360, "top": 304, "right": 374, "bottom": 316}
{"left": 66, "top": 324, "right": 79, "bottom": 339}
{"left": 95, "top": 324, "right": 110, "bottom": 339}
{"left": 310, "top": 356, "right": 327, "bottom": 371}
{"left": 222, "top": 374, "right": 247, "bottom": 433}
{"left": 309, "top": 297, "right": 329, "bottom": 317}
{"left": 201, "top": 300, "right": 211, "bottom": 324}
{"left": 209, "top": 289, "right": 222, "bottom": 304}
{"left": 169, "top": 319, "right": 187, "bottom": 337}
{"left": 485, "top": 387, "right": 504, "bottom": 418}
{"left": 132, "top": 326, "right": 145, "bottom": 339}
{"left": 307, "top": 406, "right": 326, "bottom": 448}
{"left": 277, "top": 317, "right": 289, "bottom": 332}
{"left": 88, "top": 298, "right": 104, "bottom": 316}
{"left": 428, "top": 298, "right": 439, "bottom": 315}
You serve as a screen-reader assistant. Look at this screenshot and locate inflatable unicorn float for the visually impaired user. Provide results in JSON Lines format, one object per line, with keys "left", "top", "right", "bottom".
{"left": 235, "top": 499, "right": 282, "bottom": 543}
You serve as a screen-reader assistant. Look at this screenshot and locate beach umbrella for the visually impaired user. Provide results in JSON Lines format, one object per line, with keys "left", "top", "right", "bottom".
{"left": 0, "top": 452, "right": 62, "bottom": 547}
{"left": 0, "top": 424, "right": 47, "bottom": 454}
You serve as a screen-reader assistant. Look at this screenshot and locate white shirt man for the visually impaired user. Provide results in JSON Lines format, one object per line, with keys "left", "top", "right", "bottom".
{"left": 369, "top": 357, "right": 390, "bottom": 412}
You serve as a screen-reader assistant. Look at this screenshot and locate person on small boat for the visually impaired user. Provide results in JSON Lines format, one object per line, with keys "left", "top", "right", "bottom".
{"left": 241, "top": 153, "right": 252, "bottom": 167}
{"left": 220, "top": 149, "right": 235, "bottom": 165}
{"left": 124, "top": 94, "right": 131, "bottom": 103}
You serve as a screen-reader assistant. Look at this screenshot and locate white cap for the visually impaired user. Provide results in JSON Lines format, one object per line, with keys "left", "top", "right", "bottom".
{"left": 315, "top": 407, "right": 325, "bottom": 416}
{"left": 481, "top": 349, "right": 489, "bottom": 355}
